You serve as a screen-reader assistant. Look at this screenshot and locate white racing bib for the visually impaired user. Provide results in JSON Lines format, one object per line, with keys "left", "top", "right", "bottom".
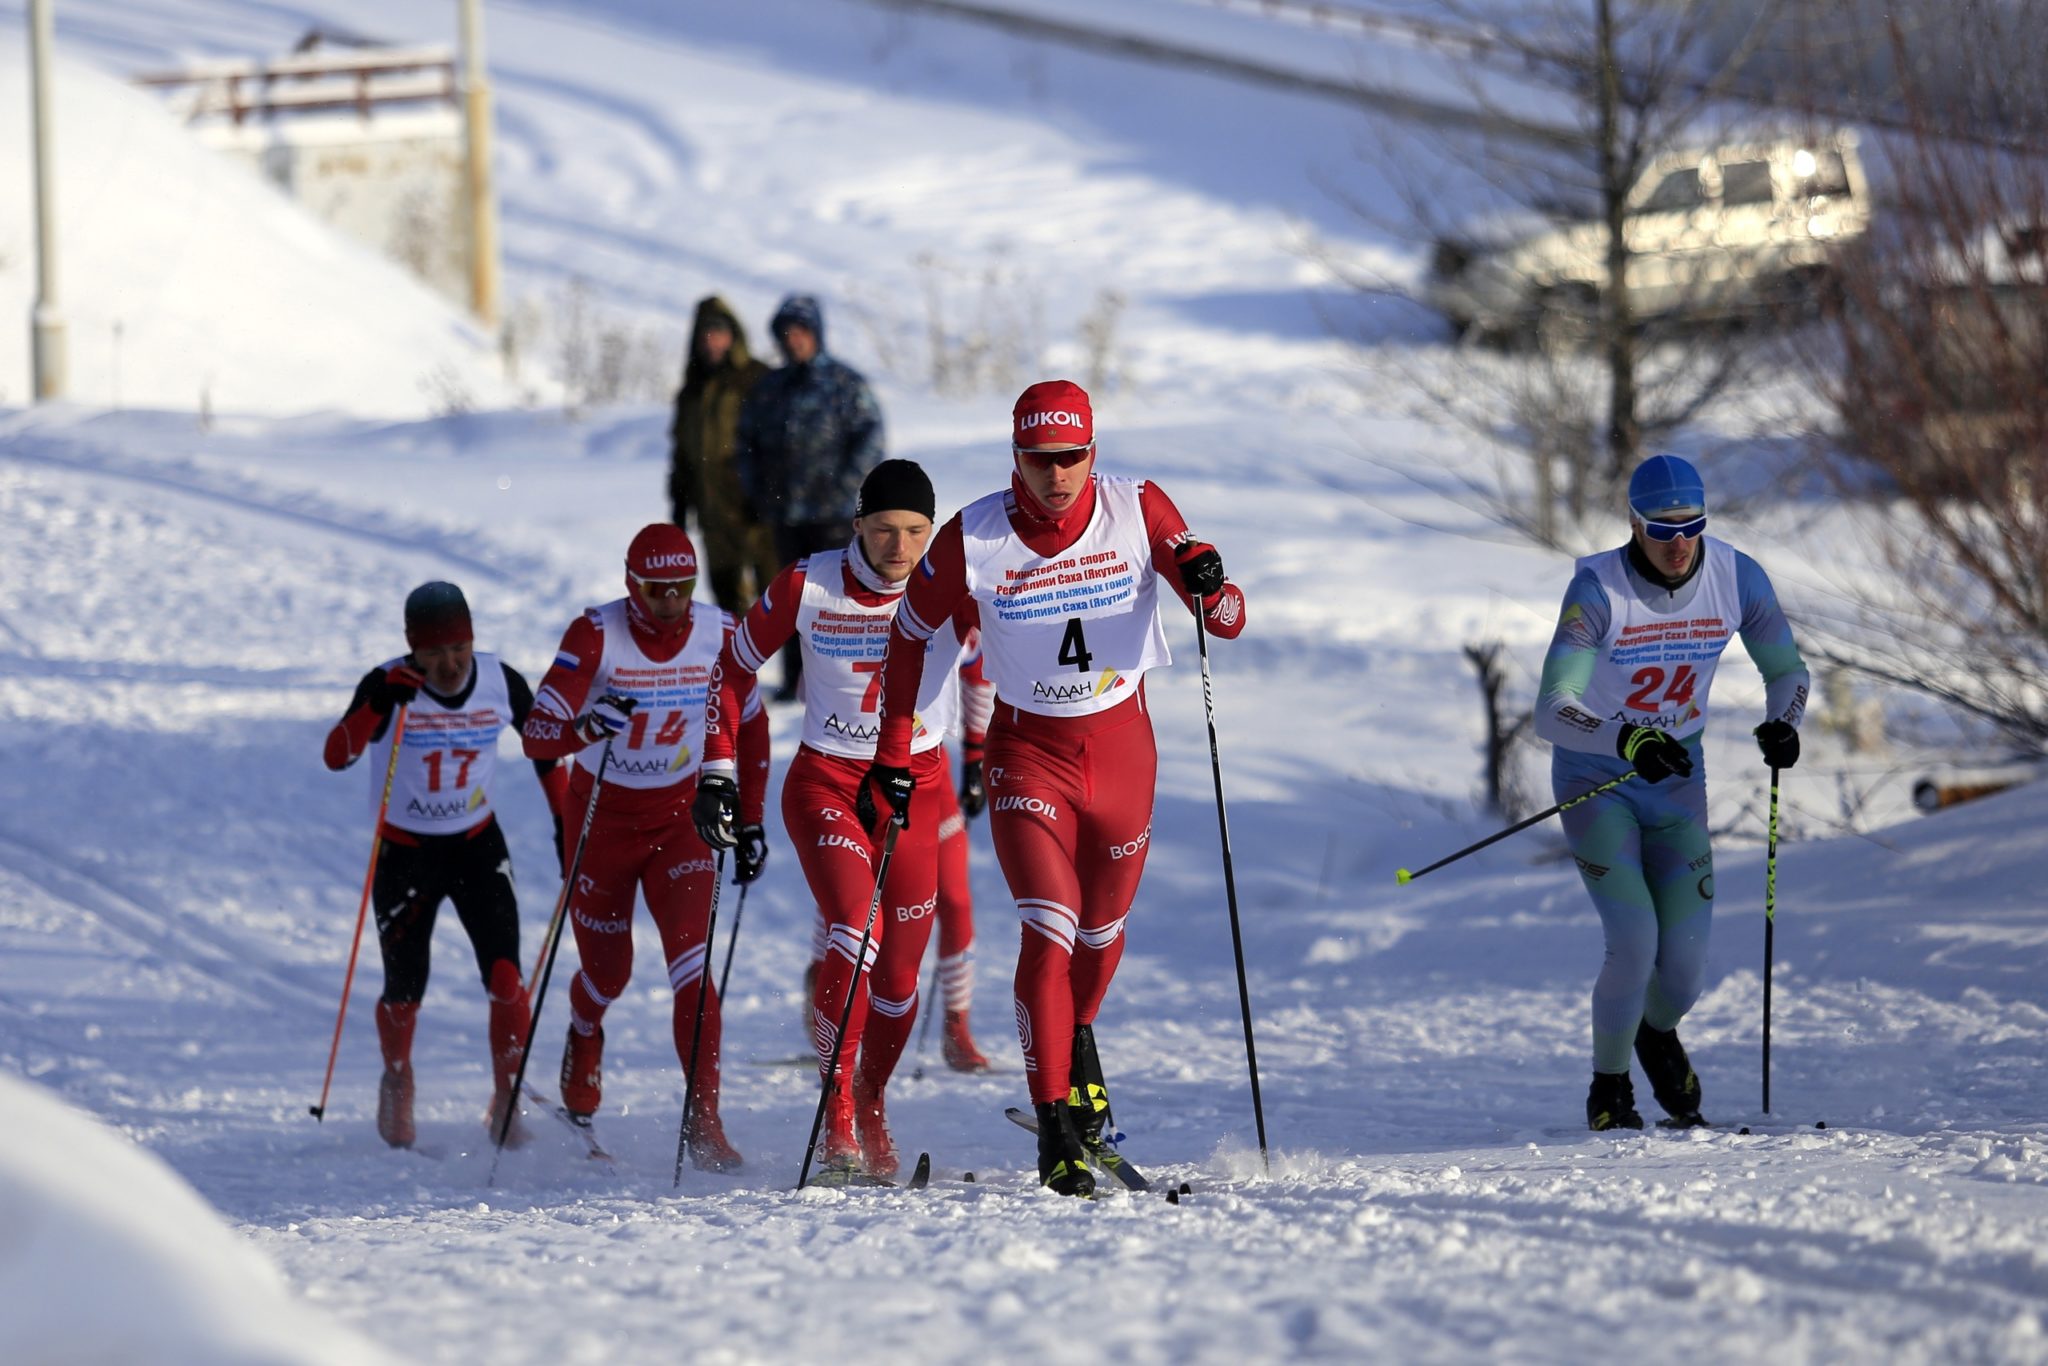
{"left": 370, "top": 653, "right": 510, "bottom": 835}
{"left": 1577, "top": 536, "right": 1743, "bottom": 741}
{"left": 574, "top": 599, "right": 725, "bottom": 788}
{"left": 959, "top": 475, "right": 1169, "bottom": 717}
{"left": 796, "top": 549, "right": 964, "bottom": 758}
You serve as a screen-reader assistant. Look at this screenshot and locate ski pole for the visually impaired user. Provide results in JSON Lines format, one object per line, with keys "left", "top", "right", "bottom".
{"left": 673, "top": 849, "right": 728, "bottom": 1187}
{"left": 310, "top": 705, "right": 409, "bottom": 1122}
{"left": 909, "top": 957, "right": 940, "bottom": 1082}
{"left": 716, "top": 880, "right": 749, "bottom": 1001}
{"left": 797, "top": 820, "right": 900, "bottom": 1190}
{"left": 1194, "top": 610, "right": 1270, "bottom": 1171}
{"left": 491, "top": 738, "right": 612, "bottom": 1167}
{"left": 1394, "top": 770, "right": 1638, "bottom": 885}
{"left": 1762, "top": 764, "right": 1780, "bottom": 1114}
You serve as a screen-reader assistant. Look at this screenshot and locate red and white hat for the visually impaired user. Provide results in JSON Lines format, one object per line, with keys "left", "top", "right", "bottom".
{"left": 625, "top": 523, "right": 698, "bottom": 581}
{"left": 1012, "top": 379, "right": 1094, "bottom": 451}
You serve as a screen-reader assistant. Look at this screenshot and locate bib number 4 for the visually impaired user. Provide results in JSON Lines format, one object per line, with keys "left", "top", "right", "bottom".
{"left": 1057, "top": 617, "right": 1094, "bottom": 673}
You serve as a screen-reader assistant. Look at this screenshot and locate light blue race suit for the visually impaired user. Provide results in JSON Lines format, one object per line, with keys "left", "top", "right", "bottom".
{"left": 1535, "top": 536, "right": 1808, "bottom": 1073}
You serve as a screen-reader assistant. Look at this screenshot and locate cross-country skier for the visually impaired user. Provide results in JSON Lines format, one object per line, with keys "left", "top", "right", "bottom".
{"left": 864, "top": 381, "right": 1248, "bottom": 1197}
{"left": 1535, "top": 453, "right": 1807, "bottom": 1131}
{"left": 695, "top": 459, "right": 985, "bottom": 1178}
{"left": 323, "top": 582, "right": 568, "bottom": 1149}
{"left": 520, "top": 525, "right": 769, "bottom": 1170}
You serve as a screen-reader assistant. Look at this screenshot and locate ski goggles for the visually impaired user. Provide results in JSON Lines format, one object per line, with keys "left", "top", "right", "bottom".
{"left": 1013, "top": 442, "right": 1095, "bottom": 469}
{"left": 1638, "top": 511, "right": 1707, "bottom": 542}
{"left": 629, "top": 572, "right": 696, "bottom": 599}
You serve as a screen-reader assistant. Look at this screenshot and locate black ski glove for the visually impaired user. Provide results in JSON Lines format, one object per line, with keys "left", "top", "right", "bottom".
{"left": 735, "top": 823, "right": 770, "bottom": 884}
{"left": 1618, "top": 723, "right": 1694, "bottom": 783}
{"left": 574, "top": 692, "right": 636, "bottom": 746}
{"left": 857, "top": 764, "right": 916, "bottom": 833}
{"left": 1754, "top": 720, "right": 1800, "bottom": 769}
{"left": 368, "top": 664, "right": 424, "bottom": 715}
{"left": 1173, "top": 540, "right": 1227, "bottom": 605}
{"left": 692, "top": 772, "right": 738, "bottom": 850}
{"left": 959, "top": 758, "right": 987, "bottom": 820}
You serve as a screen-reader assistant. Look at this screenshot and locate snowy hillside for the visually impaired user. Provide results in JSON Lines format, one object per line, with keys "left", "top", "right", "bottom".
{"left": 1, "top": 2, "right": 2046, "bottom": 1364}
{"left": 0, "top": 29, "right": 522, "bottom": 415}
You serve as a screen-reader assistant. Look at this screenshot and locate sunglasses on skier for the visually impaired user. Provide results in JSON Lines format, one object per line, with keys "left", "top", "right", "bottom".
{"left": 1637, "top": 512, "right": 1706, "bottom": 542}
{"left": 630, "top": 573, "right": 696, "bottom": 599}
{"left": 1013, "top": 443, "right": 1095, "bottom": 469}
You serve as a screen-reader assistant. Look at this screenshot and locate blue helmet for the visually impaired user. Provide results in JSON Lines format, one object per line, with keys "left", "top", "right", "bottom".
{"left": 1627, "top": 454, "right": 1706, "bottom": 521}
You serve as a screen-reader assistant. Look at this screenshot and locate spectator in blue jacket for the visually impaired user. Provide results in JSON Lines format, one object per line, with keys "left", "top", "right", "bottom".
{"left": 736, "top": 293, "right": 887, "bottom": 698}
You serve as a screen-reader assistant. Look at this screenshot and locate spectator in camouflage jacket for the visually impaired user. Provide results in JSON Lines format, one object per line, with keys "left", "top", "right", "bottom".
{"left": 669, "top": 296, "right": 777, "bottom": 613}
{"left": 736, "top": 294, "right": 887, "bottom": 695}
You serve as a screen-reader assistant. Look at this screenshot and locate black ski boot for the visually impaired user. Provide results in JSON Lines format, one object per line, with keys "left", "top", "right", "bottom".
{"left": 1586, "top": 1070, "right": 1645, "bottom": 1132}
{"left": 1635, "top": 1021, "right": 1707, "bottom": 1127}
{"left": 1033, "top": 1099, "right": 1096, "bottom": 1198}
{"left": 1068, "top": 1024, "right": 1112, "bottom": 1148}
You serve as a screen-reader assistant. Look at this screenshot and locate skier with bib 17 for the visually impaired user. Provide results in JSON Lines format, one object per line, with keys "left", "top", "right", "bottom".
{"left": 322, "top": 582, "right": 569, "bottom": 1149}
{"left": 1535, "top": 454, "right": 1807, "bottom": 1131}
{"left": 865, "top": 380, "right": 1248, "bottom": 1196}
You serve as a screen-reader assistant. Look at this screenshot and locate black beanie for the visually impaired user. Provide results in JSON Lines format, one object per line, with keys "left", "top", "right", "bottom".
{"left": 856, "top": 459, "right": 935, "bottom": 520}
{"left": 404, "top": 581, "right": 473, "bottom": 649}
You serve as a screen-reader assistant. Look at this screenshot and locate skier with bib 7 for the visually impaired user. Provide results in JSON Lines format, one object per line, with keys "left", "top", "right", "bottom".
{"left": 696, "top": 459, "right": 982, "bottom": 1179}
{"left": 1535, "top": 454, "right": 1808, "bottom": 1131}
{"left": 864, "top": 381, "right": 1248, "bottom": 1196}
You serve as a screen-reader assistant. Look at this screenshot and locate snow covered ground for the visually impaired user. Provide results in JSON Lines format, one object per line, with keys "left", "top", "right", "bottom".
{"left": 2, "top": 2, "right": 2046, "bottom": 1363}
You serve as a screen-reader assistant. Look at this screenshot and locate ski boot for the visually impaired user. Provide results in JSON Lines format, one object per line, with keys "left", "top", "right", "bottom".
{"left": 1635, "top": 1021, "right": 1707, "bottom": 1127}
{"left": 560, "top": 1022, "right": 604, "bottom": 1119}
{"left": 853, "top": 1069, "right": 900, "bottom": 1180}
{"left": 484, "top": 964, "right": 531, "bottom": 1147}
{"left": 374, "top": 999, "right": 418, "bottom": 1149}
{"left": 484, "top": 1079, "right": 529, "bottom": 1149}
{"left": 1586, "top": 1070, "right": 1645, "bottom": 1132}
{"left": 818, "top": 1077, "right": 863, "bottom": 1176}
{"left": 684, "top": 1063, "right": 744, "bottom": 1173}
{"left": 941, "top": 1010, "right": 991, "bottom": 1073}
{"left": 1068, "top": 1023, "right": 1113, "bottom": 1148}
{"left": 376, "top": 1066, "right": 416, "bottom": 1149}
{"left": 1033, "top": 1099, "right": 1096, "bottom": 1198}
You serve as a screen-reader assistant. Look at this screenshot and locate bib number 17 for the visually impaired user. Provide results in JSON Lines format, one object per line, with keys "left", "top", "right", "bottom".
{"left": 1058, "top": 617, "right": 1094, "bottom": 673}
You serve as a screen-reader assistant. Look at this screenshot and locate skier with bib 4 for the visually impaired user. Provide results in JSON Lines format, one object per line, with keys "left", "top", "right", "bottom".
{"left": 323, "top": 582, "right": 568, "bottom": 1149}
{"left": 520, "top": 525, "right": 769, "bottom": 1169}
{"left": 1535, "top": 454, "right": 1807, "bottom": 1131}
{"left": 866, "top": 381, "right": 1248, "bottom": 1196}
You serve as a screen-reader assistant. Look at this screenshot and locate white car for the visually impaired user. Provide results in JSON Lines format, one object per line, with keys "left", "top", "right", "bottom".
{"left": 1425, "top": 134, "right": 1871, "bottom": 347}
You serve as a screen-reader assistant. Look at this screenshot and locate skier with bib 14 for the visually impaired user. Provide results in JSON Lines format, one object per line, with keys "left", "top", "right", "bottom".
{"left": 1534, "top": 454, "right": 1807, "bottom": 1131}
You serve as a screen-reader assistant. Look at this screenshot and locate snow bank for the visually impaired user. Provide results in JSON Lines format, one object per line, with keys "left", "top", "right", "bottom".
{"left": 0, "top": 1071, "right": 390, "bottom": 1366}
{"left": 0, "top": 28, "right": 524, "bottom": 417}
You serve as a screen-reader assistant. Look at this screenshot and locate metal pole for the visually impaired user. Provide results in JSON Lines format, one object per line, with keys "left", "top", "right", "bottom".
{"left": 29, "top": 0, "right": 67, "bottom": 400}
{"left": 457, "top": 0, "right": 500, "bottom": 329}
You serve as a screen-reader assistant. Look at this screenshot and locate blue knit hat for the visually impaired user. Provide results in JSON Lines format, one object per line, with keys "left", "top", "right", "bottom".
{"left": 1627, "top": 454, "right": 1706, "bottom": 521}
